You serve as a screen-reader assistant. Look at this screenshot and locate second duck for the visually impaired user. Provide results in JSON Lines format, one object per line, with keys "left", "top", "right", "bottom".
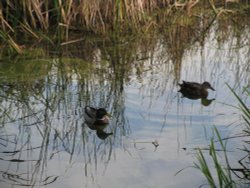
{"left": 178, "top": 81, "right": 215, "bottom": 99}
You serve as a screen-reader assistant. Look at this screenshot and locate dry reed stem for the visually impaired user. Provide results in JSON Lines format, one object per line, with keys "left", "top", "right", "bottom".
{"left": 32, "top": 0, "right": 47, "bottom": 29}
{"left": 7, "top": 34, "right": 23, "bottom": 54}
{"left": 0, "top": 10, "right": 14, "bottom": 32}
{"left": 60, "top": 38, "right": 85, "bottom": 46}
{"left": 0, "top": 0, "right": 247, "bottom": 54}
{"left": 20, "top": 22, "right": 39, "bottom": 39}
{"left": 0, "top": 0, "right": 193, "bottom": 32}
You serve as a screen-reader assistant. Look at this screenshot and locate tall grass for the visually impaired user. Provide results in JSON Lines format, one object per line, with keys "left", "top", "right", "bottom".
{"left": 0, "top": 0, "right": 249, "bottom": 54}
{"left": 227, "top": 84, "right": 250, "bottom": 131}
{"left": 0, "top": 0, "right": 172, "bottom": 53}
{"left": 0, "top": 0, "right": 172, "bottom": 33}
{"left": 195, "top": 127, "right": 236, "bottom": 188}
{"left": 194, "top": 85, "right": 250, "bottom": 187}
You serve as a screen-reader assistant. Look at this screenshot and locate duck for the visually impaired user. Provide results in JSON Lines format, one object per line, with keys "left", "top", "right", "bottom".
{"left": 84, "top": 106, "right": 113, "bottom": 140}
{"left": 84, "top": 106, "right": 110, "bottom": 126}
{"left": 178, "top": 81, "right": 215, "bottom": 100}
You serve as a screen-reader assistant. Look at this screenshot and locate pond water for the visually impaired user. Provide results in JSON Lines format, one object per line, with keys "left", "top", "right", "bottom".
{"left": 0, "top": 21, "right": 249, "bottom": 188}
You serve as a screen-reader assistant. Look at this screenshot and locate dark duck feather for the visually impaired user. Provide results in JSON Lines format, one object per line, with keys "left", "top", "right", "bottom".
{"left": 96, "top": 130, "right": 113, "bottom": 140}
{"left": 178, "top": 81, "right": 215, "bottom": 99}
{"left": 84, "top": 106, "right": 110, "bottom": 126}
{"left": 84, "top": 106, "right": 112, "bottom": 140}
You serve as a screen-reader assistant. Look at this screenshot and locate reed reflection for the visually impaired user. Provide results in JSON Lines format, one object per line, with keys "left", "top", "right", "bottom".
{"left": 0, "top": 57, "right": 128, "bottom": 187}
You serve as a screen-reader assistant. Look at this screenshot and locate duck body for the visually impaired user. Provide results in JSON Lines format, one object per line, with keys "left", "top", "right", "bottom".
{"left": 84, "top": 106, "right": 110, "bottom": 126}
{"left": 84, "top": 106, "right": 112, "bottom": 140}
{"left": 178, "top": 81, "right": 215, "bottom": 99}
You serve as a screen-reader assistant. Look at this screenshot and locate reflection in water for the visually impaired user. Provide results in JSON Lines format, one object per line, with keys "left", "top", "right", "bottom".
{"left": 178, "top": 81, "right": 215, "bottom": 106}
{"left": 0, "top": 16, "right": 249, "bottom": 188}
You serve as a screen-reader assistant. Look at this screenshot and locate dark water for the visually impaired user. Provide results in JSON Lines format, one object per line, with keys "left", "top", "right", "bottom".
{"left": 0, "top": 21, "right": 249, "bottom": 188}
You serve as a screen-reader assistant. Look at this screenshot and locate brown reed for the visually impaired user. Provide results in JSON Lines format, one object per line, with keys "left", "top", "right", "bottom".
{"left": 0, "top": 0, "right": 249, "bottom": 54}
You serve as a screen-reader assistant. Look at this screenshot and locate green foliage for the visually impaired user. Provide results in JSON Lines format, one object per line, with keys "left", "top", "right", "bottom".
{"left": 194, "top": 85, "right": 250, "bottom": 187}
{"left": 194, "top": 127, "right": 235, "bottom": 188}
{"left": 227, "top": 84, "right": 250, "bottom": 130}
{"left": 194, "top": 149, "right": 217, "bottom": 187}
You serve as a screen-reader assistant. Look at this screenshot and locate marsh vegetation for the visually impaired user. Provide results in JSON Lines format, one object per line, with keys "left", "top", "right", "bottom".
{"left": 0, "top": 1, "right": 249, "bottom": 188}
{"left": 1, "top": 0, "right": 250, "bottom": 54}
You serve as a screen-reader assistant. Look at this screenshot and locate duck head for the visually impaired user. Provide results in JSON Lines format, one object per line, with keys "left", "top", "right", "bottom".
{"left": 96, "top": 108, "right": 109, "bottom": 118}
{"left": 84, "top": 106, "right": 110, "bottom": 126}
{"left": 95, "top": 108, "right": 110, "bottom": 125}
{"left": 84, "top": 106, "right": 113, "bottom": 140}
{"left": 202, "top": 82, "right": 215, "bottom": 91}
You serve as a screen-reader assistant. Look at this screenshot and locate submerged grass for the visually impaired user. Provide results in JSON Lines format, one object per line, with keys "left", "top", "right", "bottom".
{"left": 194, "top": 85, "right": 250, "bottom": 187}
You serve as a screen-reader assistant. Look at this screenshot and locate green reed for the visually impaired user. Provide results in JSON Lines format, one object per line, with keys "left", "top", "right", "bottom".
{"left": 194, "top": 85, "right": 249, "bottom": 187}
{"left": 194, "top": 127, "right": 236, "bottom": 188}
{"left": 227, "top": 84, "right": 250, "bottom": 130}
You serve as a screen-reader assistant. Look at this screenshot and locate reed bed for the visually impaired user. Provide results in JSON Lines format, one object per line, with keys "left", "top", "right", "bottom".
{"left": 0, "top": 0, "right": 249, "bottom": 54}
{"left": 0, "top": 0, "right": 171, "bottom": 33}
{"left": 0, "top": 0, "right": 172, "bottom": 53}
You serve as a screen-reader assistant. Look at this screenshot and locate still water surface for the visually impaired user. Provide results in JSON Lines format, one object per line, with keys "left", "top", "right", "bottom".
{"left": 0, "top": 24, "right": 249, "bottom": 188}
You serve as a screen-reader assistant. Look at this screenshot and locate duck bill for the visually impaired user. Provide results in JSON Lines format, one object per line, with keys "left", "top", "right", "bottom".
{"left": 106, "top": 112, "right": 112, "bottom": 117}
{"left": 210, "top": 86, "right": 215, "bottom": 91}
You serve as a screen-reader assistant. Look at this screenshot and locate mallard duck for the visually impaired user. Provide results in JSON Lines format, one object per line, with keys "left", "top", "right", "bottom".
{"left": 178, "top": 81, "right": 215, "bottom": 99}
{"left": 84, "top": 106, "right": 112, "bottom": 140}
{"left": 84, "top": 106, "right": 110, "bottom": 126}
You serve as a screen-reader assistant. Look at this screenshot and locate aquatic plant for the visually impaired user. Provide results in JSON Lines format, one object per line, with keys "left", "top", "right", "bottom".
{"left": 194, "top": 127, "right": 236, "bottom": 188}
{"left": 0, "top": 0, "right": 249, "bottom": 54}
{"left": 194, "top": 86, "right": 250, "bottom": 187}
{"left": 227, "top": 84, "right": 250, "bottom": 131}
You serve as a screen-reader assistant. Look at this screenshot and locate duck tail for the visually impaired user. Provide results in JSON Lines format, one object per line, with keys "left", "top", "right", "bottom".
{"left": 182, "top": 80, "right": 188, "bottom": 84}
{"left": 178, "top": 80, "right": 185, "bottom": 87}
{"left": 85, "top": 106, "right": 96, "bottom": 118}
{"left": 178, "top": 83, "right": 183, "bottom": 92}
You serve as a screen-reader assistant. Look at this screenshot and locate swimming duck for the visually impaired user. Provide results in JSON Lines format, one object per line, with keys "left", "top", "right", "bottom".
{"left": 84, "top": 106, "right": 112, "bottom": 140}
{"left": 178, "top": 81, "right": 215, "bottom": 99}
{"left": 84, "top": 106, "right": 110, "bottom": 125}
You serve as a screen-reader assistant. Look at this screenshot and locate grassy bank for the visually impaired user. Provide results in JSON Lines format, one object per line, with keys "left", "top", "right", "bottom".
{"left": 0, "top": 0, "right": 249, "bottom": 55}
